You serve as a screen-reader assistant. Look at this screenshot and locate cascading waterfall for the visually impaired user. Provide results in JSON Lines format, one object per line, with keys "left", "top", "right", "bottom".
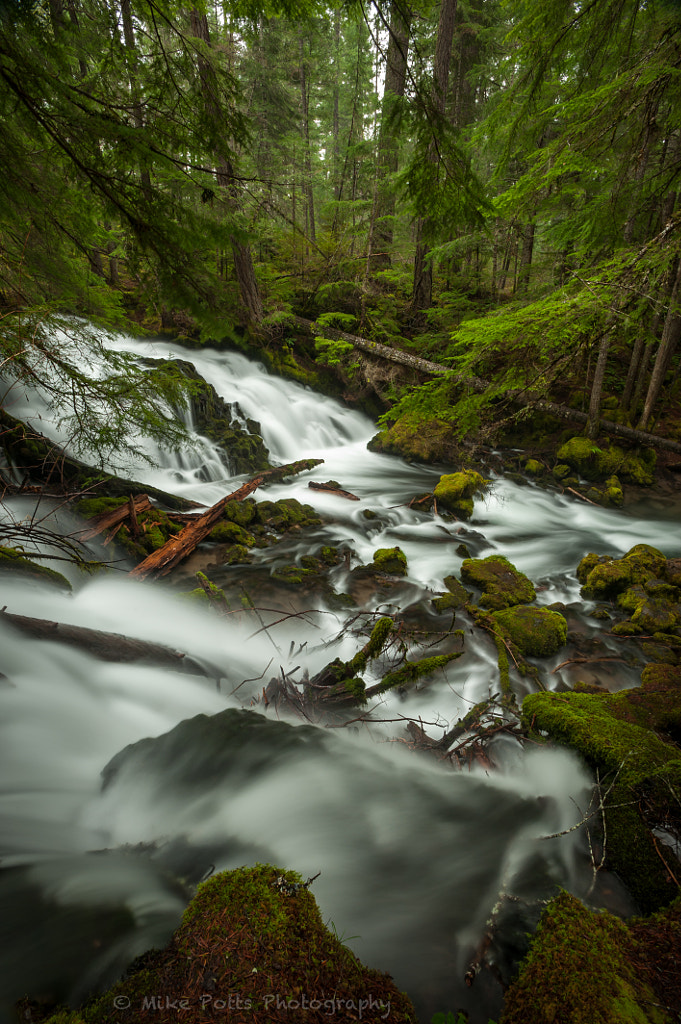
{"left": 1, "top": 329, "right": 680, "bottom": 1023}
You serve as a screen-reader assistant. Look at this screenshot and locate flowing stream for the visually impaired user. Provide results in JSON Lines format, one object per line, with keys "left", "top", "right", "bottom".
{"left": 1, "top": 329, "right": 681, "bottom": 1023}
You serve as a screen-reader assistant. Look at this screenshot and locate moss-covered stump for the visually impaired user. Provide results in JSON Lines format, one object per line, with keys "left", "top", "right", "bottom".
{"left": 460, "top": 556, "right": 536, "bottom": 610}
{"left": 166, "top": 359, "right": 270, "bottom": 475}
{"left": 493, "top": 605, "right": 567, "bottom": 657}
{"left": 433, "top": 470, "right": 487, "bottom": 519}
{"left": 556, "top": 436, "right": 656, "bottom": 487}
{"left": 372, "top": 546, "right": 408, "bottom": 576}
{"left": 0, "top": 545, "right": 72, "bottom": 590}
{"left": 44, "top": 865, "right": 415, "bottom": 1024}
{"left": 501, "top": 891, "right": 669, "bottom": 1024}
{"left": 522, "top": 687, "right": 681, "bottom": 913}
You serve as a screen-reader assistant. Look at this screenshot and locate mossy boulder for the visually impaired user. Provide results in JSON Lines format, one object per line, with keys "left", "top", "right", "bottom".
{"left": 0, "top": 545, "right": 72, "bottom": 590}
{"left": 433, "top": 470, "right": 487, "bottom": 519}
{"left": 556, "top": 436, "right": 656, "bottom": 486}
{"left": 208, "top": 521, "right": 255, "bottom": 546}
{"left": 501, "top": 891, "right": 669, "bottom": 1024}
{"left": 368, "top": 414, "right": 459, "bottom": 463}
{"left": 43, "top": 865, "right": 415, "bottom": 1024}
{"left": 522, "top": 686, "right": 681, "bottom": 913}
{"left": 492, "top": 605, "right": 568, "bottom": 657}
{"left": 524, "top": 458, "right": 543, "bottom": 476}
{"left": 460, "top": 555, "right": 536, "bottom": 610}
{"left": 579, "top": 544, "right": 668, "bottom": 599}
{"left": 372, "top": 546, "right": 408, "bottom": 576}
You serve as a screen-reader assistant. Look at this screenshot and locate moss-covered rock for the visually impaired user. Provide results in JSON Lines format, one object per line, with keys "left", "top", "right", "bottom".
{"left": 372, "top": 546, "right": 408, "bottom": 576}
{"left": 524, "top": 458, "right": 544, "bottom": 476}
{"left": 460, "top": 555, "right": 536, "bottom": 610}
{"left": 501, "top": 891, "right": 669, "bottom": 1024}
{"left": 208, "top": 521, "right": 255, "bottom": 546}
{"left": 368, "top": 414, "right": 460, "bottom": 463}
{"left": 492, "top": 605, "right": 568, "bottom": 657}
{"left": 433, "top": 470, "right": 487, "bottom": 519}
{"left": 0, "top": 545, "right": 72, "bottom": 590}
{"left": 556, "top": 436, "right": 656, "bottom": 486}
{"left": 43, "top": 864, "right": 416, "bottom": 1024}
{"left": 580, "top": 544, "right": 668, "bottom": 600}
{"left": 521, "top": 687, "right": 681, "bottom": 913}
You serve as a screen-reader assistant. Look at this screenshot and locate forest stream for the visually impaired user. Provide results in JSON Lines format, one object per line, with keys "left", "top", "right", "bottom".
{"left": 2, "top": 330, "right": 681, "bottom": 1023}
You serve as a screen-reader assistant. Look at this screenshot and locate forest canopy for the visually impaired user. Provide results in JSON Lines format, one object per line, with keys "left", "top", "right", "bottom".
{"left": 0, "top": 0, "right": 680, "bottom": 453}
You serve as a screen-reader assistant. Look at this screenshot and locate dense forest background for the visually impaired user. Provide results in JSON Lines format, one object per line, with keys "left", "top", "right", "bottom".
{"left": 1, "top": 0, "right": 680, "bottom": 457}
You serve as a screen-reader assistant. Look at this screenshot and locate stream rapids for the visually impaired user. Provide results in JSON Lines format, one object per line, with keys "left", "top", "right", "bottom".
{"left": 1, "top": 329, "right": 681, "bottom": 1023}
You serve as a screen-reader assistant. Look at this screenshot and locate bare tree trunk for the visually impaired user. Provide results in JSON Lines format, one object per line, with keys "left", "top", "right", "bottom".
{"left": 411, "top": 0, "right": 458, "bottom": 314}
{"left": 120, "top": 0, "right": 152, "bottom": 199}
{"left": 638, "top": 259, "right": 681, "bottom": 431}
{"left": 369, "top": 0, "right": 412, "bottom": 270}
{"left": 586, "top": 332, "right": 611, "bottom": 439}
{"left": 190, "top": 9, "right": 263, "bottom": 324}
{"left": 298, "top": 33, "right": 316, "bottom": 244}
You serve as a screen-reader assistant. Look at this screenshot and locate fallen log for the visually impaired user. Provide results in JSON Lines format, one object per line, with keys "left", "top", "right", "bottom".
{"left": 308, "top": 480, "right": 359, "bottom": 501}
{"left": 295, "top": 316, "right": 681, "bottom": 456}
{"left": 77, "top": 493, "right": 154, "bottom": 542}
{"left": 0, "top": 611, "right": 209, "bottom": 675}
{"left": 129, "top": 458, "right": 323, "bottom": 581}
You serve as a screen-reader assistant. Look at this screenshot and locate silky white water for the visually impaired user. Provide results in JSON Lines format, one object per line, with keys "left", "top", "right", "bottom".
{"left": 1, "top": 328, "right": 680, "bottom": 1022}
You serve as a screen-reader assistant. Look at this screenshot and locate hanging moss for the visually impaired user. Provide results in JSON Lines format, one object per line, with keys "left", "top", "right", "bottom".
{"left": 460, "top": 555, "right": 536, "bottom": 610}
{"left": 492, "top": 605, "right": 567, "bottom": 657}
{"left": 501, "top": 891, "right": 669, "bottom": 1024}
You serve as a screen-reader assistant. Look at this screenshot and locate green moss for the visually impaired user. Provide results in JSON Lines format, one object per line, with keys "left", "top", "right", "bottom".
{"left": 372, "top": 546, "right": 408, "bottom": 576}
{"left": 368, "top": 414, "right": 459, "bottom": 463}
{"left": 208, "top": 521, "right": 256, "bottom": 546}
{"left": 581, "top": 545, "right": 669, "bottom": 600}
{"left": 433, "top": 470, "right": 487, "bottom": 519}
{"left": 256, "top": 498, "right": 321, "bottom": 531}
{"left": 557, "top": 437, "right": 656, "bottom": 486}
{"left": 501, "top": 891, "right": 669, "bottom": 1024}
{"left": 460, "top": 555, "right": 536, "bottom": 610}
{"left": 631, "top": 598, "right": 680, "bottom": 633}
{"left": 54, "top": 864, "right": 416, "bottom": 1024}
{"left": 432, "top": 592, "right": 461, "bottom": 613}
{"left": 348, "top": 616, "right": 394, "bottom": 673}
{"left": 219, "top": 544, "right": 253, "bottom": 565}
{"left": 492, "top": 605, "right": 567, "bottom": 657}
{"left": 0, "top": 545, "right": 72, "bottom": 590}
{"left": 223, "top": 498, "right": 257, "bottom": 526}
{"left": 552, "top": 463, "right": 572, "bottom": 480}
{"left": 521, "top": 688, "right": 681, "bottom": 912}
{"left": 524, "top": 458, "right": 543, "bottom": 475}
{"left": 377, "top": 652, "right": 462, "bottom": 693}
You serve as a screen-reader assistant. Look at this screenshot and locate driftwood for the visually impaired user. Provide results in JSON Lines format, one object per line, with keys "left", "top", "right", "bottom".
{"left": 308, "top": 480, "right": 359, "bottom": 501}
{"left": 77, "top": 493, "right": 154, "bottom": 541}
{"left": 129, "top": 458, "right": 323, "bottom": 581}
{"left": 0, "top": 611, "right": 208, "bottom": 675}
{"left": 295, "top": 316, "right": 681, "bottom": 456}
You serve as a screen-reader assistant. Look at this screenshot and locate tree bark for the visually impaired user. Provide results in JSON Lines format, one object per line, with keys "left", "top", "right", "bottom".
{"left": 638, "top": 258, "right": 681, "bottom": 431}
{"left": 298, "top": 33, "right": 316, "bottom": 245}
{"left": 412, "top": 0, "right": 458, "bottom": 312}
{"left": 0, "top": 612, "right": 209, "bottom": 675}
{"left": 129, "top": 459, "right": 323, "bottom": 580}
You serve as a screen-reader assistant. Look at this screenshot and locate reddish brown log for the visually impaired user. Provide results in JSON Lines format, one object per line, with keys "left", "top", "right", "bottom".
{"left": 78, "top": 494, "right": 153, "bottom": 542}
{"left": 308, "top": 480, "right": 359, "bottom": 501}
{"left": 129, "top": 458, "right": 323, "bottom": 581}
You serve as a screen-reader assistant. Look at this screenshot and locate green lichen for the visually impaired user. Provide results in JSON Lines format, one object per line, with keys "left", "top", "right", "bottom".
{"left": 460, "top": 555, "right": 536, "bottom": 610}
{"left": 433, "top": 470, "right": 487, "bottom": 519}
{"left": 492, "top": 605, "right": 567, "bottom": 657}
{"left": 0, "top": 545, "right": 72, "bottom": 590}
{"left": 372, "top": 546, "right": 408, "bottom": 576}
{"left": 501, "top": 891, "right": 669, "bottom": 1024}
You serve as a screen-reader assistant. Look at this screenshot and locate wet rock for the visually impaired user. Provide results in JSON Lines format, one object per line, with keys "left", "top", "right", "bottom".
{"left": 372, "top": 546, "right": 408, "bottom": 576}
{"left": 434, "top": 470, "right": 488, "bottom": 519}
{"left": 492, "top": 605, "right": 568, "bottom": 657}
{"left": 460, "top": 555, "right": 536, "bottom": 610}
